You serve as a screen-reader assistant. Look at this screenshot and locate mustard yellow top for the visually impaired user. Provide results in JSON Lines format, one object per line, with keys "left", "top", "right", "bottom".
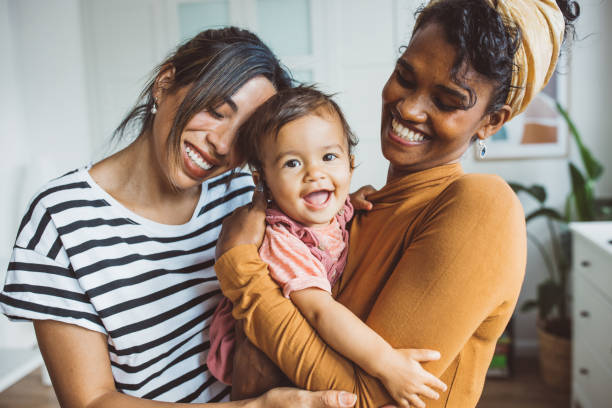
{"left": 216, "top": 163, "right": 526, "bottom": 407}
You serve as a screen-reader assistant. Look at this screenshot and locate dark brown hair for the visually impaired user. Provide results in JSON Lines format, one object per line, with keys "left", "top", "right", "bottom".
{"left": 235, "top": 85, "right": 357, "bottom": 175}
{"left": 414, "top": 0, "right": 579, "bottom": 114}
{"left": 113, "top": 26, "right": 292, "bottom": 165}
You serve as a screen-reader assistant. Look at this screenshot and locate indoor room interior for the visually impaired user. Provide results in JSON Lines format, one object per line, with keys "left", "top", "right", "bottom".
{"left": 1, "top": 0, "right": 611, "bottom": 407}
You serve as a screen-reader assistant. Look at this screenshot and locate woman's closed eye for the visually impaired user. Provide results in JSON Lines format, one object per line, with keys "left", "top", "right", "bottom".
{"left": 434, "top": 97, "right": 461, "bottom": 112}
{"left": 433, "top": 94, "right": 469, "bottom": 112}
{"left": 209, "top": 108, "right": 224, "bottom": 119}
{"left": 395, "top": 70, "right": 415, "bottom": 89}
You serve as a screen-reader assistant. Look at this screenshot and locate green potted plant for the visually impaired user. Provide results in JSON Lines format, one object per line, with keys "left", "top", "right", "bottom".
{"left": 510, "top": 102, "right": 609, "bottom": 389}
{"left": 510, "top": 182, "right": 570, "bottom": 389}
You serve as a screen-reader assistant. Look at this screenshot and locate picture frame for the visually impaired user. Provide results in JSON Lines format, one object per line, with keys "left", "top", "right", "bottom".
{"left": 476, "top": 61, "right": 570, "bottom": 160}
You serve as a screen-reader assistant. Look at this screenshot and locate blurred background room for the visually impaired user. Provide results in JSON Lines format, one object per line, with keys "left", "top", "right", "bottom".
{"left": 0, "top": 0, "right": 611, "bottom": 407}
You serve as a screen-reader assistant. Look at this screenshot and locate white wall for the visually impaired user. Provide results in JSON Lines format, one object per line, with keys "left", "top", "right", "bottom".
{"left": 1, "top": 0, "right": 610, "bottom": 356}
{"left": 0, "top": 0, "right": 91, "bottom": 348}
{"left": 0, "top": 0, "right": 32, "bottom": 349}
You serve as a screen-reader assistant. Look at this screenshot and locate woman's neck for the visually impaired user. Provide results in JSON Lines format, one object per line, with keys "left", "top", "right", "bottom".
{"left": 90, "top": 132, "right": 201, "bottom": 224}
{"left": 386, "top": 158, "right": 461, "bottom": 184}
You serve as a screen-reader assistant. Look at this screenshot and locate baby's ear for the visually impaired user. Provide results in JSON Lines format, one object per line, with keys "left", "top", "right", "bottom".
{"left": 349, "top": 155, "right": 355, "bottom": 171}
{"left": 251, "top": 170, "right": 267, "bottom": 194}
{"left": 251, "top": 170, "right": 261, "bottom": 188}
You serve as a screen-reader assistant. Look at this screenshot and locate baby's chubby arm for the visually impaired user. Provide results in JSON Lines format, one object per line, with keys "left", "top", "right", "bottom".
{"left": 290, "top": 289, "right": 447, "bottom": 408}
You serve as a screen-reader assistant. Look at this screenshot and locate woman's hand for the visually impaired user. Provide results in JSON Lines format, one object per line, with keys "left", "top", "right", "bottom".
{"left": 378, "top": 348, "right": 447, "bottom": 408}
{"left": 216, "top": 190, "right": 267, "bottom": 260}
{"left": 349, "top": 185, "right": 377, "bottom": 211}
{"left": 258, "top": 388, "right": 357, "bottom": 408}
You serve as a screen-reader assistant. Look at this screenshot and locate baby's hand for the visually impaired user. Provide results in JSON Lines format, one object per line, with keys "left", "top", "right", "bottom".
{"left": 349, "top": 185, "right": 377, "bottom": 211}
{"left": 379, "top": 348, "right": 447, "bottom": 408}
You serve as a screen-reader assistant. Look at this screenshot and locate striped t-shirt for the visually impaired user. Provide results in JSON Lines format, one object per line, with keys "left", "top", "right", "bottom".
{"left": 0, "top": 167, "right": 254, "bottom": 403}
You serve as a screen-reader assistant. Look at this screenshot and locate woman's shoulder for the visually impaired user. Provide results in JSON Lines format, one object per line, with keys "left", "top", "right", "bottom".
{"left": 447, "top": 173, "right": 519, "bottom": 200}
{"left": 21, "top": 167, "right": 97, "bottom": 216}
{"left": 440, "top": 172, "right": 524, "bottom": 218}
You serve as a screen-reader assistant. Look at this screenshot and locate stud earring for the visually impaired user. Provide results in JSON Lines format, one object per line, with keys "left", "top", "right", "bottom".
{"left": 478, "top": 139, "right": 487, "bottom": 159}
{"left": 151, "top": 99, "right": 158, "bottom": 115}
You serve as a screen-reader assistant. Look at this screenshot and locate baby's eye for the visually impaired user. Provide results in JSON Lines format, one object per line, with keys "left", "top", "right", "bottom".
{"left": 283, "top": 159, "right": 301, "bottom": 168}
{"left": 323, "top": 153, "right": 338, "bottom": 161}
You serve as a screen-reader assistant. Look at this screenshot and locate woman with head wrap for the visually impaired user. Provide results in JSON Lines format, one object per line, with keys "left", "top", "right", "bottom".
{"left": 214, "top": 1, "right": 580, "bottom": 407}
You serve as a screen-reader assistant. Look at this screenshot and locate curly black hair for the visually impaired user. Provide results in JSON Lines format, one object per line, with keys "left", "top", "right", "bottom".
{"left": 413, "top": 0, "right": 580, "bottom": 114}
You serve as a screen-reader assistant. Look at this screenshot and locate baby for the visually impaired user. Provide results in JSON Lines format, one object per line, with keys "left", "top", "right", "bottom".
{"left": 208, "top": 86, "right": 446, "bottom": 407}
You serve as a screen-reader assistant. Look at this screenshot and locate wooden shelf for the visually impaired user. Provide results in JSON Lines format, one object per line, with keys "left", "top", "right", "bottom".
{"left": 0, "top": 348, "right": 43, "bottom": 393}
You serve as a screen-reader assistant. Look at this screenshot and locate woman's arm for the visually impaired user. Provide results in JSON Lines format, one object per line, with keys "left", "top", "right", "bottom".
{"left": 362, "top": 177, "right": 526, "bottom": 378}
{"left": 33, "top": 319, "right": 357, "bottom": 408}
{"left": 291, "top": 289, "right": 445, "bottom": 408}
{"left": 216, "top": 245, "right": 389, "bottom": 406}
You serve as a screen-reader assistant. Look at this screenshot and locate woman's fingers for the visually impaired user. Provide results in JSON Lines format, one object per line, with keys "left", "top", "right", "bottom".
{"left": 215, "top": 193, "right": 267, "bottom": 259}
{"left": 318, "top": 390, "right": 357, "bottom": 407}
{"left": 261, "top": 388, "right": 357, "bottom": 408}
{"left": 349, "top": 184, "right": 377, "bottom": 211}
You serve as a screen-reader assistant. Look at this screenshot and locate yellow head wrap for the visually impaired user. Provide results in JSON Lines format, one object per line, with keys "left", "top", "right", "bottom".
{"left": 492, "top": 0, "right": 565, "bottom": 118}
{"left": 418, "top": 0, "right": 566, "bottom": 119}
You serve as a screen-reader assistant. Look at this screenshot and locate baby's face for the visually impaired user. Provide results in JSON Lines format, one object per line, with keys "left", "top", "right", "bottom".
{"left": 261, "top": 111, "right": 352, "bottom": 228}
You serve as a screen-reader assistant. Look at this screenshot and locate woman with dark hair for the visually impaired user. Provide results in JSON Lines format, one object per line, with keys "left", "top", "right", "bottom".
{"left": 214, "top": 1, "right": 580, "bottom": 407}
{"left": 0, "top": 27, "right": 357, "bottom": 408}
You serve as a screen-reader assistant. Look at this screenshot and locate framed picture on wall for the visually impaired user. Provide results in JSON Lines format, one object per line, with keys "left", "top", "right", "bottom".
{"left": 475, "top": 63, "right": 570, "bottom": 160}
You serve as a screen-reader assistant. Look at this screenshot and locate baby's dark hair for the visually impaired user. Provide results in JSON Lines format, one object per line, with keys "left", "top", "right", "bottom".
{"left": 236, "top": 85, "right": 357, "bottom": 175}
{"left": 414, "top": 0, "right": 580, "bottom": 114}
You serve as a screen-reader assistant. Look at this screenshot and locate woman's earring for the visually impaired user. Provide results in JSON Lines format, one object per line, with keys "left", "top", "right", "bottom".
{"left": 151, "top": 99, "right": 158, "bottom": 115}
{"left": 478, "top": 139, "right": 487, "bottom": 159}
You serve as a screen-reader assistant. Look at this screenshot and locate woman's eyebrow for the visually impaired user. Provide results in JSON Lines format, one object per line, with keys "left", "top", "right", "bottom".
{"left": 397, "top": 58, "right": 414, "bottom": 74}
{"left": 398, "top": 57, "right": 475, "bottom": 108}
{"left": 434, "top": 84, "right": 469, "bottom": 103}
{"left": 224, "top": 97, "right": 238, "bottom": 112}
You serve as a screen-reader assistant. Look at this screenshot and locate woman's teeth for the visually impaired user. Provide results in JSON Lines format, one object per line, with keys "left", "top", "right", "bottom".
{"left": 186, "top": 145, "right": 213, "bottom": 170}
{"left": 392, "top": 118, "right": 426, "bottom": 142}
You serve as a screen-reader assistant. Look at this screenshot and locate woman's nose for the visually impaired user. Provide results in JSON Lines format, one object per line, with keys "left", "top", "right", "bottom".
{"left": 396, "top": 94, "right": 428, "bottom": 123}
{"left": 206, "top": 130, "right": 233, "bottom": 156}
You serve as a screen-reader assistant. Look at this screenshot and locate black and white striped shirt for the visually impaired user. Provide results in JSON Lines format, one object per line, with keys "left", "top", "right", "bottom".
{"left": 0, "top": 167, "right": 254, "bottom": 403}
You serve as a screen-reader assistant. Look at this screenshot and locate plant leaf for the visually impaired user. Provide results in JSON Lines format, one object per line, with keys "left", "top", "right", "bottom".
{"left": 569, "top": 162, "right": 595, "bottom": 220}
{"left": 525, "top": 208, "right": 564, "bottom": 223}
{"left": 521, "top": 299, "right": 538, "bottom": 312}
{"left": 509, "top": 182, "right": 546, "bottom": 203}
{"left": 538, "top": 280, "right": 562, "bottom": 321}
{"left": 556, "top": 101, "right": 604, "bottom": 181}
{"left": 564, "top": 193, "right": 573, "bottom": 222}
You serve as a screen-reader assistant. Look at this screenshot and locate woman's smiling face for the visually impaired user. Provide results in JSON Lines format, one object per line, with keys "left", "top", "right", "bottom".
{"left": 152, "top": 75, "right": 277, "bottom": 190}
{"left": 380, "top": 22, "right": 507, "bottom": 179}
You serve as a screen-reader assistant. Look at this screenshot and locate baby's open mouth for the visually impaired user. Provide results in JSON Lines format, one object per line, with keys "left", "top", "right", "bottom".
{"left": 303, "top": 190, "right": 332, "bottom": 206}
